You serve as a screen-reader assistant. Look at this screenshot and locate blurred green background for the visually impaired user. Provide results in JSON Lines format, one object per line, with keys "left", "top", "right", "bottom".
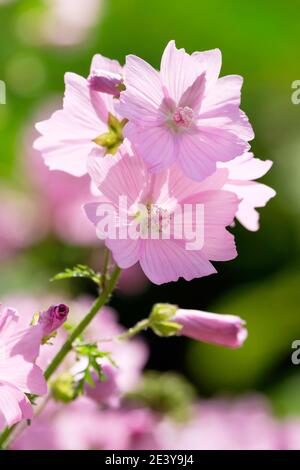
{"left": 0, "top": 0, "right": 300, "bottom": 419}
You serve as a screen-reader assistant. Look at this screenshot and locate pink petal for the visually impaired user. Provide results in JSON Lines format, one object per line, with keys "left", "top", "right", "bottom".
{"left": 225, "top": 181, "right": 276, "bottom": 231}
{"left": 0, "top": 358, "right": 47, "bottom": 395}
{"left": 2, "top": 325, "right": 43, "bottom": 362}
{"left": 179, "top": 73, "right": 206, "bottom": 112}
{"left": 90, "top": 54, "right": 122, "bottom": 75}
{"left": 0, "top": 384, "right": 32, "bottom": 426}
{"left": 87, "top": 146, "right": 146, "bottom": 206}
{"left": 118, "top": 55, "right": 164, "bottom": 125}
{"left": 192, "top": 48, "right": 222, "bottom": 91}
{"left": 106, "top": 238, "right": 141, "bottom": 269}
{"left": 124, "top": 122, "right": 177, "bottom": 173}
{"left": 221, "top": 153, "right": 273, "bottom": 181}
{"left": 139, "top": 239, "right": 216, "bottom": 285}
{"left": 34, "top": 72, "right": 108, "bottom": 176}
{"left": 160, "top": 40, "right": 204, "bottom": 104}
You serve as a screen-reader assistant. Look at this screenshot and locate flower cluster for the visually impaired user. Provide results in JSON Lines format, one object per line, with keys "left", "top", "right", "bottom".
{"left": 35, "top": 40, "right": 275, "bottom": 285}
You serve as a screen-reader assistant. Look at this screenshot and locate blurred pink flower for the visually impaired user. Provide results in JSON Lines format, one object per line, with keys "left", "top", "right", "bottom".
{"left": 158, "top": 396, "right": 285, "bottom": 450}
{"left": 0, "top": 185, "right": 46, "bottom": 260}
{"left": 118, "top": 40, "right": 253, "bottom": 180}
{"left": 13, "top": 397, "right": 159, "bottom": 450}
{"left": 173, "top": 308, "right": 247, "bottom": 348}
{"left": 84, "top": 145, "right": 238, "bottom": 284}
{"left": 0, "top": 304, "right": 47, "bottom": 427}
{"left": 219, "top": 152, "right": 276, "bottom": 231}
{"left": 34, "top": 55, "right": 122, "bottom": 176}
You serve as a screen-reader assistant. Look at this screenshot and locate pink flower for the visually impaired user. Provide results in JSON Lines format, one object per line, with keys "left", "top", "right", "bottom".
{"left": 173, "top": 308, "right": 247, "bottom": 348}
{"left": 0, "top": 305, "right": 47, "bottom": 426}
{"left": 34, "top": 54, "right": 123, "bottom": 176}
{"left": 118, "top": 40, "right": 253, "bottom": 181}
{"left": 84, "top": 145, "right": 239, "bottom": 284}
{"left": 38, "top": 304, "right": 69, "bottom": 337}
{"left": 219, "top": 152, "right": 276, "bottom": 231}
{"left": 84, "top": 360, "right": 120, "bottom": 407}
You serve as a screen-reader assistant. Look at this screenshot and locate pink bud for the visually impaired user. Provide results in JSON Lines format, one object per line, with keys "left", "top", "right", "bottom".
{"left": 88, "top": 69, "right": 123, "bottom": 97}
{"left": 38, "top": 303, "right": 69, "bottom": 337}
{"left": 173, "top": 309, "right": 247, "bottom": 348}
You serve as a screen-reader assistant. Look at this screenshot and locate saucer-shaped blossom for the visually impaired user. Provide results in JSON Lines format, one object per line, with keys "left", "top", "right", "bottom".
{"left": 118, "top": 40, "right": 253, "bottom": 181}
{"left": 219, "top": 152, "right": 276, "bottom": 231}
{"left": 0, "top": 305, "right": 47, "bottom": 426}
{"left": 34, "top": 54, "right": 123, "bottom": 176}
{"left": 84, "top": 146, "right": 239, "bottom": 284}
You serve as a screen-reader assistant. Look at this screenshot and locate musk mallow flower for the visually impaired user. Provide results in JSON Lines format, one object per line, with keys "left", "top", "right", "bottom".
{"left": 84, "top": 145, "right": 239, "bottom": 285}
{"left": 117, "top": 40, "right": 254, "bottom": 181}
{"left": 219, "top": 152, "right": 276, "bottom": 231}
{"left": 34, "top": 54, "right": 124, "bottom": 176}
{"left": 0, "top": 305, "right": 47, "bottom": 426}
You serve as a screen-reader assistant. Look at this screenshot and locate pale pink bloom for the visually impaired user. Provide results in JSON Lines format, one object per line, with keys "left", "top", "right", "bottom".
{"left": 173, "top": 308, "right": 247, "bottom": 348}
{"left": 219, "top": 152, "right": 276, "bottom": 231}
{"left": 118, "top": 40, "right": 253, "bottom": 181}
{"left": 84, "top": 146, "right": 239, "bottom": 284}
{"left": 0, "top": 305, "right": 47, "bottom": 426}
{"left": 38, "top": 304, "right": 69, "bottom": 337}
{"left": 34, "top": 54, "right": 122, "bottom": 176}
{"left": 24, "top": 120, "right": 100, "bottom": 246}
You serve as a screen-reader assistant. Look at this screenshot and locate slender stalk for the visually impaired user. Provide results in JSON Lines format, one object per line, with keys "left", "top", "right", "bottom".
{"left": 0, "top": 264, "right": 121, "bottom": 450}
{"left": 117, "top": 319, "right": 150, "bottom": 341}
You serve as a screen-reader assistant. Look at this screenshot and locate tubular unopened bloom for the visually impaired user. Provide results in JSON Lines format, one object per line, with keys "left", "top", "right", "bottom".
{"left": 34, "top": 54, "right": 123, "bottom": 176}
{"left": 38, "top": 304, "right": 69, "bottom": 337}
{"left": 84, "top": 145, "right": 239, "bottom": 285}
{"left": 173, "top": 308, "right": 247, "bottom": 348}
{"left": 118, "top": 40, "right": 253, "bottom": 181}
{"left": 0, "top": 305, "right": 47, "bottom": 426}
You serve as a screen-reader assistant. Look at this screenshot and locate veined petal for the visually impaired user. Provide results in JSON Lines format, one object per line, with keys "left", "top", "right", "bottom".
{"left": 139, "top": 239, "right": 216, "bottom": 285}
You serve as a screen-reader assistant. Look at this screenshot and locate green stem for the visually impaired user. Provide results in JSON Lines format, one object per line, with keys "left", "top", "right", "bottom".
{"left": 0, "top": 265, "right": 121, "bottom": 450}
{"left": 117, "top": 319, "right": 150, "bottom": 341}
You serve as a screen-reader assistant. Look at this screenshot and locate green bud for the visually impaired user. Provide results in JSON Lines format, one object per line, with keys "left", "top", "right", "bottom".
{"left": 50, "top": 372, "right": 75, "bottom": 403}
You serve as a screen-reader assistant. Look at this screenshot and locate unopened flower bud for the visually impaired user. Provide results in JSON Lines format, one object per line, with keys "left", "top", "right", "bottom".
{"left": 88, "top": 69, "right": 124, "bottom": 97}
{"left": 38, "top": 303, "right": 69, "bottom": 337}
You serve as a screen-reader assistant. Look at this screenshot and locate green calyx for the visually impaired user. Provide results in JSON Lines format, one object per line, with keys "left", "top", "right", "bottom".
{"left": 93, "top": 113, "right": 127, "bottom": 155}
{"left": 149, "top": 303, "right": 182, "bottom": 337}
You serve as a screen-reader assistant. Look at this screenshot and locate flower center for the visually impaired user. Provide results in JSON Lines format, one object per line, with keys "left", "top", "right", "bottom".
{"left": 172, "top": 106, "right": 195, "bottom": 128}
{"left": 133, "top": 203, "right": 170, "bottom": 236}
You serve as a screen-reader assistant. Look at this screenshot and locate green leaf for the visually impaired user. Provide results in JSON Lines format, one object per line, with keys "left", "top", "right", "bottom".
{"left": 50, "top": 264, "right": 102, "bottom": 286}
